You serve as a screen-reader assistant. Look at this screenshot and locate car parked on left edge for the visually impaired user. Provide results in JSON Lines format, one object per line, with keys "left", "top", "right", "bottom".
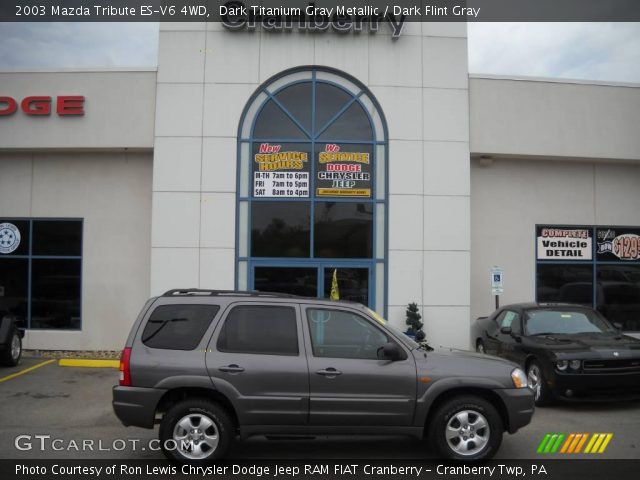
{"left": 472, "top": 303, "right": 640, "bottom": 406}
{"left": 0, "top": 314, "right": 23, "bottom": 366}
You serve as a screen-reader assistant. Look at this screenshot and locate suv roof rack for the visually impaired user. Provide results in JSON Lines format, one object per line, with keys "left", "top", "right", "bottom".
{"left": 161, "top": 288, "right": 310, "bottom": 299}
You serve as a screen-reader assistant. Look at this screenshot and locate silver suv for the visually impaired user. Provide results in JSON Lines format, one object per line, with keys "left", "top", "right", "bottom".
{"left": 113, "top": 289, "right": 534, "bottom": 462}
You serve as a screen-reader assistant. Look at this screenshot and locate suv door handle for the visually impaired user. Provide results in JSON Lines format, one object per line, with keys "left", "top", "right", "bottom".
{"left": 316, "top": 368, "right": 342, "bottom": 377}
{"left": 218, "top": 364, "right": 245, "bottom": 373}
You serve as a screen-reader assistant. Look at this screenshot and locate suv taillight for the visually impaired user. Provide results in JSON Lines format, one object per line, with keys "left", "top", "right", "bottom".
{"left": 119, "top": 347, "right": 132, "bottom": 386}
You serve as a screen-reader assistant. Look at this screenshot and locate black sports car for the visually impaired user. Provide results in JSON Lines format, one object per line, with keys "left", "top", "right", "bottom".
{"left": 471, "top": 303, "right": 640, "bottom": 405}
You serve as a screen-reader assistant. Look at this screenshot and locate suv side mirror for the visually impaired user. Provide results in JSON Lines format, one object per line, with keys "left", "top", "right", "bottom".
{"left": 500, "top": 326, "right": 512, "bottom": 335}
{"left": 377, "top": 342, "right": 403, "bottom": 361}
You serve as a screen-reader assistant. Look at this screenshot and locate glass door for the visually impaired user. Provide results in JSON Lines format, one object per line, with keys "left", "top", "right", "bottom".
{"left": 322, "top": 267, "right": 369, "bottom": 306}
{"left": 251, "top": 264, "right": 372, "bottom": 308}
{"left": 253, "top": 266, "right": 318, "bottom": 297}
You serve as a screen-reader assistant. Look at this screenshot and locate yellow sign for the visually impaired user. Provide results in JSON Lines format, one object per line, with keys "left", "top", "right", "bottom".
{"left": 254, "top": 151, "right": 308, "bottom": 171}
{"left": 318, "top": 151, "right": 370, "bottom": 164}
{"left": 317, "top": 188, "right": 371, "bottom": 196}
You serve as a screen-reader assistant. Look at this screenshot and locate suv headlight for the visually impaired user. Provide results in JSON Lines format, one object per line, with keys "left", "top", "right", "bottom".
{"left": 556, "top": 360, "right": 568, "bottom": 371}
{"left": 569, "top": 360, "right": 581, "bottom": 370}
{"left": 511, "top": 368, "right": 528, "bottom": 389}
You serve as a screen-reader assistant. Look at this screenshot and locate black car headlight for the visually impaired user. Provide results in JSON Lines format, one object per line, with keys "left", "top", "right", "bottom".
{"left": 556, "top": 360, "right": 569, "bottom": 371}
{"left": 569, "top": 360, "right": 582, "bottom": 370}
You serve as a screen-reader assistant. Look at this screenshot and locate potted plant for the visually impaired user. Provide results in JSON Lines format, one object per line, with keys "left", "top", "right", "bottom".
{"left": 405, "top": 302, "right": 426, "bottom": 341}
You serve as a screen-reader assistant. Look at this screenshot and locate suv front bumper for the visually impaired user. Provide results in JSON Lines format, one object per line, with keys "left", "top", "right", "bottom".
{"left": 112, "top": 386, "right": 166, "bottom": 429}
{"left": 495, "top": 387, "right": 535, "bottom": 434}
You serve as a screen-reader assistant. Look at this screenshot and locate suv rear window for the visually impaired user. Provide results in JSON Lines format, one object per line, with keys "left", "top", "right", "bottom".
{"left": 217, "top": 305, "right": 298, "bottom": 356}
{"left": 142, "top": 304, "right": 220, "bottom": 350}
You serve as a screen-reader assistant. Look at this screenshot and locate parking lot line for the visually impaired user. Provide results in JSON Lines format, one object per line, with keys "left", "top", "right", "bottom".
{"left": 58, "top": 359, "right": 119, "bottom": 368}
{"left": 0, "top": 359, "right": 56, "bottom": 384}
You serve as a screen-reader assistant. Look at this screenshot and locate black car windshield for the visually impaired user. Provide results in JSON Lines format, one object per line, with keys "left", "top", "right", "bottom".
{"left": 524, "top": 309, "right": 614, "bottom": 335}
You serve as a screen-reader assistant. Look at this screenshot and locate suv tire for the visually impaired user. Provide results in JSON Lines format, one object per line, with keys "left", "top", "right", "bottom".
{"left": 1, "top": 329, "right": 22, "bottom": 367}
{"left": 428, "top": 395, "right": 503, "bottom": 461}
{"left": 159, "top": 399, "right": 234, "bottom": 463}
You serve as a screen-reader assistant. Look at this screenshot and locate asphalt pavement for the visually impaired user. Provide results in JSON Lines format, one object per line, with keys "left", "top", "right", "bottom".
{"left": 0, "top": 357, "right": 638, "bottom": 460}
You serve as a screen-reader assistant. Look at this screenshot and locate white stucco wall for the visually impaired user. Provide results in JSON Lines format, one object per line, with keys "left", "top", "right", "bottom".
{"left": 151, "top": 22, "right": 472, "bottom": 349}
{"left": 0, "top": 70, "right": 156, "bottom": 150}
{"left": 470, "top": 158, "right": 640, "bottom": 339}
{"left": 0, "top": 152, "right": 153, "bottom": 350}
{"left": 0, "top": 70, "right": 156, "bottom": 350}
{"left": 470, "top": 75, "right": 640, "bottom": 161}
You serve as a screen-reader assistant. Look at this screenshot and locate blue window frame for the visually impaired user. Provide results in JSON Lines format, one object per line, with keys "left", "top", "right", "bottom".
{"left": 235, "top": 67, "right": 388, "bottom": 314}
{"left": 0, "top": 218, "right": 83, "bottom": 330}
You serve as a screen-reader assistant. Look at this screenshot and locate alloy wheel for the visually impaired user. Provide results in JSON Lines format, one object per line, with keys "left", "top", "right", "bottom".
{"left": 172, "top": 413, "right": 219, "bottom": 460}
{"left": 445, "top": 409, "right": 490, "bottom": 456}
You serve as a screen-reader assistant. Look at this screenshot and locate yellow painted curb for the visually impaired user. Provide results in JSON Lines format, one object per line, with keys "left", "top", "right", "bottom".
{"left": 0, "top": 359, "right": 56, "bottom": 384}
{"left": 58, "top": 359, "right": 120, "bottom": 368}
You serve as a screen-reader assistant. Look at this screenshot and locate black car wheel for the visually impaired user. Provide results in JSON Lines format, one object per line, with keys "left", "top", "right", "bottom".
{"left": 475, "top": 340, "right": 486, "bottom": 354}
{"left": 428, "top": 395, "right": 503, "bottom": 461}
{"left": 159, "top": 399, "right": 234, "bottom": 463}
{"left": 527, "top": 360, "right": 552, "bottom": 406}
{"left": 1, "top": 329, "right": 22, "bottom": 367}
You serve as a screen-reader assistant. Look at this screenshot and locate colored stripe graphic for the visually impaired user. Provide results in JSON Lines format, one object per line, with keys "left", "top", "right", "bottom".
{"left": 538, "top": 433, "right": 613, "bottom": 454}
{"left": 567, "top": 433, "right": 583, "bottom": 453}
{"left": 537, "top": 433, "right": 552, "bottom": 453}
{"left": 585, "top": 433, "right": 614, "bottom": 454}
{"left": 574, "top": 433, "right": 588, "bottom": 453}
{"left": 560, "top": 433, "right": 575, "bottom": 453}
{"left": 550, "top": 433, "right": 565, "bottom": 453}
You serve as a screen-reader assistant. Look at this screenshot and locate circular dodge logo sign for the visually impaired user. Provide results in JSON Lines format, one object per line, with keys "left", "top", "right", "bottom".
{"left": 0, "top": 223, "right": 21, "bottom": 254}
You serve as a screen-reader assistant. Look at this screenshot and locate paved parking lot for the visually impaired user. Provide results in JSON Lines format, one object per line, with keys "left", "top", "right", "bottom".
{"left": 1, "top": 357, "right": 638, "bottom": 459}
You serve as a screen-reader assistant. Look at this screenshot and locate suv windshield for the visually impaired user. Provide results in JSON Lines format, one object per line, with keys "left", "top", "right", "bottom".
{"left": 524, "top": 308, "right": 614, "bottom": 335}
{"left": 364, "top": 306, "right": 419, "bottom": 349}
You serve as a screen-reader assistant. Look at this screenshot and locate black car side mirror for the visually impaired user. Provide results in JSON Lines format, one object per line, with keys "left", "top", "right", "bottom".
{"left": 500, "top": 326, "right": 512, "bottom": 335}
{"left": 377, "top": 342, "right": 403, "bottom": 361}
{"left": 613, "top": 322, "right": 623, "bottom": 331}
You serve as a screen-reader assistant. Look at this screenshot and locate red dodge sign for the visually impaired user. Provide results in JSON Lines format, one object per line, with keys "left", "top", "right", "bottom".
{"left": 0, "top": 96, "right": 85, "bottom": 116}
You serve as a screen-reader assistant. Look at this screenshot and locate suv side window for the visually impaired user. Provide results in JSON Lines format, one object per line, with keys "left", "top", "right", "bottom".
{"left": 141, "top": 304, "right": 220, "bottom": 350}
{"left": 306, "top": 308, "right": 389, "bottom": 360}
{"left": 217, "top": 305, "right": 298, "bottom": 356}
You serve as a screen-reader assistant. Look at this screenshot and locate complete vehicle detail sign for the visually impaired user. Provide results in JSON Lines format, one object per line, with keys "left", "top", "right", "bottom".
{"left": 536, "top": 226, "right": 592, "bottom": 260}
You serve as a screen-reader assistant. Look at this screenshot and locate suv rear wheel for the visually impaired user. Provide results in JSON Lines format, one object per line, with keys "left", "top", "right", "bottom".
{"left": 159, "top": 399, "right": 233, "bottom": 463}
{"left": 428, "top": 395, "right": 503, "bottom": 461}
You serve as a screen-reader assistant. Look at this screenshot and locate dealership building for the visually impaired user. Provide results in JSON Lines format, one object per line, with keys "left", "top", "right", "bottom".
{"left": 1, "top": 21, "right": 639, "bottom": 351}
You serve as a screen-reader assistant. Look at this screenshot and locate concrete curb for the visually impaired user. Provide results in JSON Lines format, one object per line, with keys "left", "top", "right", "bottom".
{"left": 58, "top": 359, "right": 120, "bottom": 368}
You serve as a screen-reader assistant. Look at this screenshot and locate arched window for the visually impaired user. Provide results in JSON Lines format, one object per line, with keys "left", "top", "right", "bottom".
{"left": 235, "top": 67, "right": 388, "bottom": 314}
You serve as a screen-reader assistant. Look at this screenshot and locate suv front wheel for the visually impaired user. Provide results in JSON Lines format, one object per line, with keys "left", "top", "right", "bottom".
{"left": 428, "top": 395, "right": 503, "bottom": 461}
{"left": 159, "top": 399, "right": 233, "bottom": 463}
